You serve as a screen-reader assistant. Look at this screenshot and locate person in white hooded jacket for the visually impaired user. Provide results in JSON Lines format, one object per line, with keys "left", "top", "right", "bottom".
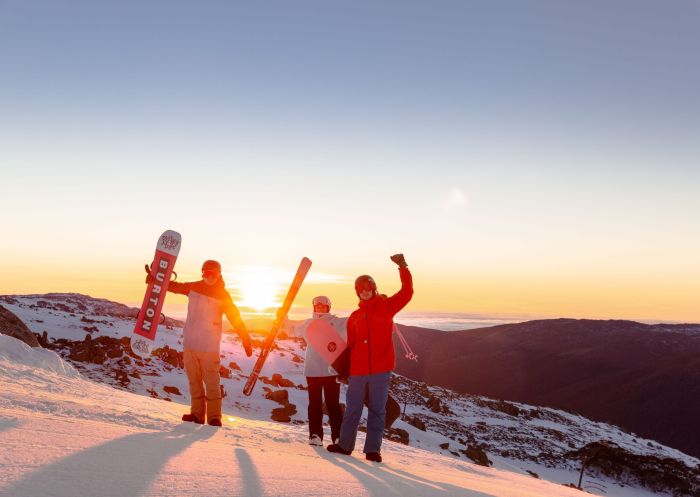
{"left": 287, "top": 296, "right": 347, "bottom": 446}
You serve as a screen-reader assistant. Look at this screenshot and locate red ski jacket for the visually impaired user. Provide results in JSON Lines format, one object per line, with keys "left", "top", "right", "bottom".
{"left": 346, "top": 267, "right": 413, "bottom": 376}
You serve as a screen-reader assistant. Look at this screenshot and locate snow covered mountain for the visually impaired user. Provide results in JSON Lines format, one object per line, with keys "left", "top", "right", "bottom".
{"left": 1, "top": 293, "right": 698, "bottom": 497}
{"left": 393, "top": 318, "right": 700, "bottom": 460}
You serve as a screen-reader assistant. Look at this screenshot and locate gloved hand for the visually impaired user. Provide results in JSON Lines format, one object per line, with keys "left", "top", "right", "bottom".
{"left": 239, "top": 329, "right": 253, "bottom": 357}
{"left": 390, "top": 253, "right": 407, "bottom": 268}
{"left": 144, "top": 264, "right": 154, "bottom": 284}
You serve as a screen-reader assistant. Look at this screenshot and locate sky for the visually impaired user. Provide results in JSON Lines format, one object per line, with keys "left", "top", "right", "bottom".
{"left": 1, "top": 0, "right": 699, "bottom": 322}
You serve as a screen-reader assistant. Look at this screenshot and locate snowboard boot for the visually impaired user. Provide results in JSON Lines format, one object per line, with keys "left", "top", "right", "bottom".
{"left": 309, "top": 434, "right": 323, "bottom": 446}
{"left": 208, "top": 418, "right": 222, "bottom": 427}
{"left": 182, "top": 413, "right": 204, "bottom": 424}
{"left": 327, "top": 444, "right": 352, "bottom": 456}
{"left": 365, "top": 452, "right": 382, "bottom": 463}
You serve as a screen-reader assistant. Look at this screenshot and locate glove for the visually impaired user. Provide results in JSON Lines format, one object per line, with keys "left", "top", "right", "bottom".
{"left": 390, "top": 253, "right": 407, "bottom": 268}
{"left": 144, "top": 264, "right": 154, "bottom": 284}
{"left": 239, "top": 329, "right": 253, "bottom": 357}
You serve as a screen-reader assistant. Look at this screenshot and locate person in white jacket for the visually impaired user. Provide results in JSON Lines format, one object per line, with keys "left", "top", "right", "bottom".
{"left": 288, "top": 296, "right": 347, "bottom": 446}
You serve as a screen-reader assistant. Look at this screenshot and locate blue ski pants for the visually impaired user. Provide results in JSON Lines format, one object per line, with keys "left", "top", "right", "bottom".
{"left": 338, "top": 371, "right": 391, "bottom": 454}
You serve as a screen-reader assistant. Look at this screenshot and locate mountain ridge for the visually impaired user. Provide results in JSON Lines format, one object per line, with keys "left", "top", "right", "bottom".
{"left": 393, "top": 318, "right": 700, "bottom": 459}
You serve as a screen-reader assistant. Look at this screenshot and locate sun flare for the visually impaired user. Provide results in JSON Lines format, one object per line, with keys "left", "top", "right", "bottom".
{"left": 225, "top": 266, "right": 287, "bottom": 312}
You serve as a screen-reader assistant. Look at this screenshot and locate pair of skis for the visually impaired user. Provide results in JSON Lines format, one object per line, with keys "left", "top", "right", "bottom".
{"left": 132, "top": 230, "right": 312, "bottom": 396}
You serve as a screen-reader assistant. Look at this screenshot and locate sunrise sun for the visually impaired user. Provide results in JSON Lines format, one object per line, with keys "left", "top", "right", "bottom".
{"left": 225, "top": 266, "right": 287, "bottom": 312}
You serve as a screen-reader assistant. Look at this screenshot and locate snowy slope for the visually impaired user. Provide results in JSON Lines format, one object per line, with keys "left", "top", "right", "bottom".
{"left": 0, "top": 333, "right": 602, "bottom": 497}
{"left": 1, "top": 294, "right": 697, "bottom": 497}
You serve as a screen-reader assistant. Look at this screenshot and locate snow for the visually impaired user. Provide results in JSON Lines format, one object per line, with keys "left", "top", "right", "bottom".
{"left": 0, "top": 335, "right": 78, "bottom": 377}
{"left": 2, "top": 334, "right": 589, "bottom": 497}
{"left": 0, "top": 293, "right": 696, "bottom": 497}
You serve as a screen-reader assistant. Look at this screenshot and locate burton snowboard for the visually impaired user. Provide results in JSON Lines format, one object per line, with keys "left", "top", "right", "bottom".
{"left": 243, "top": 257, "right": 312, "bottom": 396}
{"left": 131, "top": 229, "right": 181, "bottom": 358}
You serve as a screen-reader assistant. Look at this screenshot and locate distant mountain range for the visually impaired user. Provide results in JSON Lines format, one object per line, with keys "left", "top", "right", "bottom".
{"left": 394, "top": 319, "right": 700, "bottom": 459}
{"left": 1, "top": 293, "right": 698, "bottom": 496}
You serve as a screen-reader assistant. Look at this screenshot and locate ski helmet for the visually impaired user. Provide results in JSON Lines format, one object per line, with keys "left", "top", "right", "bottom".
{"left": 312, "top": 296, "right": 331, "bottom": 309}
{"left": 201, "top": 260, "right": 222, "bottom": 273}
{"left": 354, "top": 275, "right": 377, "bottom": 297}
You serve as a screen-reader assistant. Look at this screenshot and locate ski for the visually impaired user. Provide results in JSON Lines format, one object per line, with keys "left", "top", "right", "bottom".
{"left": 131, "top": 230, "right": 182, "bottom": 358}
{"left": 243, "top": 257, "right": 312, "bottom": 396}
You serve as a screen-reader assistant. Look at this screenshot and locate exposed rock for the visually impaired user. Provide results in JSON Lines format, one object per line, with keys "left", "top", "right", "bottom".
{"left": 566, "top": 441, "right": 700, "bottom": 497}
{"left": 260, "top": 376, "right": 277, "bottom": 386}
{"left": 440, "top": 442, "right": 450, "bottom": 450}
{"left": 228, "top": 361, "right": 241, "bottom": 371}
{"left": 152, "top": 345, "right": 183, "bottom": 368}
{"left": 0, "top": 304, "right": 40, "bottom": 347}
{"left": 427, "top": 395, "right": 443, "bottom": 413}
{"left": 462, "top": 445, "right": 492, "bottom": 467}
{"left": 272, "top": 373, "right": 295, "bottom": 387}
{"left": 163, "top": 386, "right": 182, "bottom": 396}
{"left": 271, "top": 403, "right": 297, "bottom": 422}
{"left": 386, "top": 427, "right": 410, "bottom": 445}
{"left": 115, "top": 369, "right": 130, "bottom": 387}
{"left": 66, "top": 335, "right": 130, "bottom": 365}
{"left": 476, "top": 399, "right": 522, "bottom": 417}
{"left": 265, "top": 389, "right": 289, "bottom": 405}
{"left": 405, "top": 415, "right": 427, "bottom": 431}
{"left": 219, "top": 365, "right": 232, "bottom": 379}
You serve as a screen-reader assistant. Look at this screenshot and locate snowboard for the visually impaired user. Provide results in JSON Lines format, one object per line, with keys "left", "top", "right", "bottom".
{"left": 308, "top": 320, "right": 401, "bottom": 428}
{"left": 243, "top": 257, "right": 312, "bottom": 396}
{"left": 131, "top": 230, "right": 181, "bottom": 358}
{"left": 306, "top": 319, "right": 350, "bottom": 379}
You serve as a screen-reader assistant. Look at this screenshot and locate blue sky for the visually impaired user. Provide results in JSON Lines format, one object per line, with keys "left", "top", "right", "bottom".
{"left": 1, "top": 1, "right": 699, "bottom": 320}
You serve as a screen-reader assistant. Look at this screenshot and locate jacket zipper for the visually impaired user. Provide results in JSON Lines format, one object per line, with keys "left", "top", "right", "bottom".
{"left": 365, "top": 312, "right": 372, "bottom": 374}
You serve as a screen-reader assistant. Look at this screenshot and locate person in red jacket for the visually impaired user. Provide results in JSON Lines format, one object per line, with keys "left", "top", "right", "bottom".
{"left": 327, "top": 254, "right": 413, "bottom": 462}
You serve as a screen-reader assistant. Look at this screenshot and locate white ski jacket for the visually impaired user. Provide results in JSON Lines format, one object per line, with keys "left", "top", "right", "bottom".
{"left": 289, "top": 313, "right": 348, "bottom": 378}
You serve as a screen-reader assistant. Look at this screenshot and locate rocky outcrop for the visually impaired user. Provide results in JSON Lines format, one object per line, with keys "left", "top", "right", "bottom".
{"left": 260, "top": 373, "right": 297, "bottom": 388}
{"left": 163, "top": 386, "right": 182, "bottom": 396}
{"left": 386, "top": 427, "right": 410, "bottom": 445}
{"left": 271, "top": 373, "right": 295, "bottom": 387}
{"left": 462, "top": 445, "right": 492, "bottom": 467}
{"left": 67, "top": 335, "right": 128, "bottom": 365}
{"left": 566, "top": 441, "right": 700, "bottom": 497}
{"left": 152, "top": 345, "right": 183, "bottom": 369}
{"left": 405, "top": 414, "right": 427, "bottom": 431}
{"left": 271, "top": 404, "right": 297, "bottom": 423}
{"left": 265, "top": 389, "right": 289, "bottom": 405}
{"left": 219, "top": 365, "right": 232, "bottom": 379}
{"left": 0, "top": 305, "right": 40, "bottom": 347}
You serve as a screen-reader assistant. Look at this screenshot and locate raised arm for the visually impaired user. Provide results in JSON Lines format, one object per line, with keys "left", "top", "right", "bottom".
{"left": 385, "top": 254, "right": 414, "bottom": 316}
{"left": 167, "top": 281, "right": 193, "bottom": 295}
{"left": 144, "top": 265, "right": 192, "bottom": 295}
{"left": 285, "top": 318, "right": 311, "bottom": 340}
